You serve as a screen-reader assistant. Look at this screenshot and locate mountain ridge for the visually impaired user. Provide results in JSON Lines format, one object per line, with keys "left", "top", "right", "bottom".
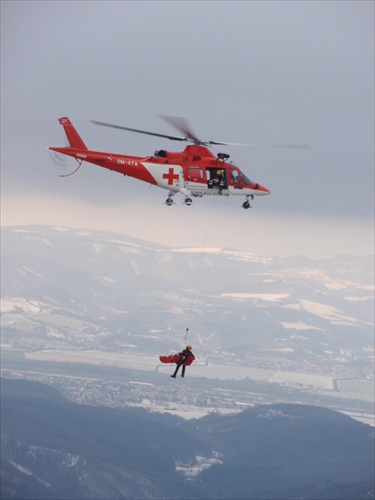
{"left": 1, "top": 378, "right": 374, "bottom": 500}
{"left": 1, "top": 225, "right": 373, "bottom": 407}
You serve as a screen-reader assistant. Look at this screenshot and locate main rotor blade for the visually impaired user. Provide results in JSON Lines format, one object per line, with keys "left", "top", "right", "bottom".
{"left": 207, "top": 140, "right": 232, "bottom": 146}
{"left": 90, "top": 120, "right": 187, "bottom": 142}
{"left": 91, "top": 119, "right": 310, "bottom": 149}
{"left": 159, "top": 115, "right": 200, "bottom": 142}
{"left": 159, "top": 116, "right": 310, "bottom": 148}
{"left": 216, "top": 142, "right": 311, "bottom": 149}
{"left": 261, "top": 144, "right": 311, "bottom": 149}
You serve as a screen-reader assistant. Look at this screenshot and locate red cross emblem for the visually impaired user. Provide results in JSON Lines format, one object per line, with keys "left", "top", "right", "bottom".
{"left": 162, "top": 168, "right": 179, "bottom": 185}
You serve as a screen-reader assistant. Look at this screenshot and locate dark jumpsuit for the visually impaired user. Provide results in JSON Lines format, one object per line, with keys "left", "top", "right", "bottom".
{"left": 172, "top": 349, "right": 193, "bottom": 378}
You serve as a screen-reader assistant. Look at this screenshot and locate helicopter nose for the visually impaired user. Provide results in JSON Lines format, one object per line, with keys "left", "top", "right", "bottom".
{"left": 255, "top": 183, "right": 270, "bottom": 195}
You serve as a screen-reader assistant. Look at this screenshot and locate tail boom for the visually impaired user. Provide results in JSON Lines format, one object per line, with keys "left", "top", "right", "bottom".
{"left": 49, "top": 117, "right": 158, "bottom": 185}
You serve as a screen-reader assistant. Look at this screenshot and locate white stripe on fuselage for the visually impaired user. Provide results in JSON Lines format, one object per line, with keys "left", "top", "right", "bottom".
{"left": 143, "top": 162, "right": 183, "bottom": 191}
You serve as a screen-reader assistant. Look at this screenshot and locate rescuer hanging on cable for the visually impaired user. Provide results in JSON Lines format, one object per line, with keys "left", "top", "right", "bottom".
{"left": 159, "top": 345, "right": 195, "bottom": 378}
{"left": 171, "top": 345, "right": 194, "bottom": 378}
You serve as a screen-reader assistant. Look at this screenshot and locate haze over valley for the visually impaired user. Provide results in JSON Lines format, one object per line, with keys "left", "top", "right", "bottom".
{"left": 1, "top": 225, "right": 373, "bottom": 423}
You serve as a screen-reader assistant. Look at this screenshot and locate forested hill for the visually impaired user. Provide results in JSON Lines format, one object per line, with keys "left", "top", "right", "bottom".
{"left": 1, "top": 378, "right": 374, "bottom": 500}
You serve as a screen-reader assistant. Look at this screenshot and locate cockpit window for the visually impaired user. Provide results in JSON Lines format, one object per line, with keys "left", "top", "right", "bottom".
{"left": 240, "top": 171, "right": 253, "bottom": 186}
{"left": 230, "top": 168, "right": 241, "bottom": 184}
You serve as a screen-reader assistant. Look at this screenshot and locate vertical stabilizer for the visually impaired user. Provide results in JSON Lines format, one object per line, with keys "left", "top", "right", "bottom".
{"left": 58, "top": 117, "right": 87, "bottom": 150}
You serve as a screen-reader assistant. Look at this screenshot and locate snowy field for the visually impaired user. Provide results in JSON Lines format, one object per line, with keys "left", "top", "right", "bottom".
{"left": 25, "top": 348, "right": 342, "bottom": 391}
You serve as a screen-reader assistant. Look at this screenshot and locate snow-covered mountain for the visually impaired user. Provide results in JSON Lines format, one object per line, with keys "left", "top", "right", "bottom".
{"left": 2, "top": 225, "right": 373, "bottom": 386}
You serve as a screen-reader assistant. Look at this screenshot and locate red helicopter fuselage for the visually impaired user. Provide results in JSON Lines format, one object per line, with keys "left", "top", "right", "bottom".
{"left": 49, "top": 117, "right": 270, "bottom": 208}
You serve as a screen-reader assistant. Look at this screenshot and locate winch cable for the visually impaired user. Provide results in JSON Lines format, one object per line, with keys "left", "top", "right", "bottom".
{"left": 184, "top": 196, "right": 215, "bottom": 341}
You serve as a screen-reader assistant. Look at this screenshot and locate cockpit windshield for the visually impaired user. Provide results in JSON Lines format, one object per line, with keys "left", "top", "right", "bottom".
{"left": 240, "top": 171, "right": 253, "bottom": 186}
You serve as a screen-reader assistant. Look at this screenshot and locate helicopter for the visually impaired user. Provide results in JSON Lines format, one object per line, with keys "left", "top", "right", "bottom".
{"left": 49, "top": 116, "right": 305, "bottom": 209}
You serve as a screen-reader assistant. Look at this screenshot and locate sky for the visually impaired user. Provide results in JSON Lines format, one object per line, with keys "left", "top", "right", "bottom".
{"left": 1, "top": 0, "right": 374, "bottom": 259}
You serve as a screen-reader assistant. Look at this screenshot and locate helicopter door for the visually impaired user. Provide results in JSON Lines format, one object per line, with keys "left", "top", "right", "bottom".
{"left": 185, "top": 166, "right": 206, "bottom": 194}
{"left": 207, "top": 167, "right": 227, "bottom": 191}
